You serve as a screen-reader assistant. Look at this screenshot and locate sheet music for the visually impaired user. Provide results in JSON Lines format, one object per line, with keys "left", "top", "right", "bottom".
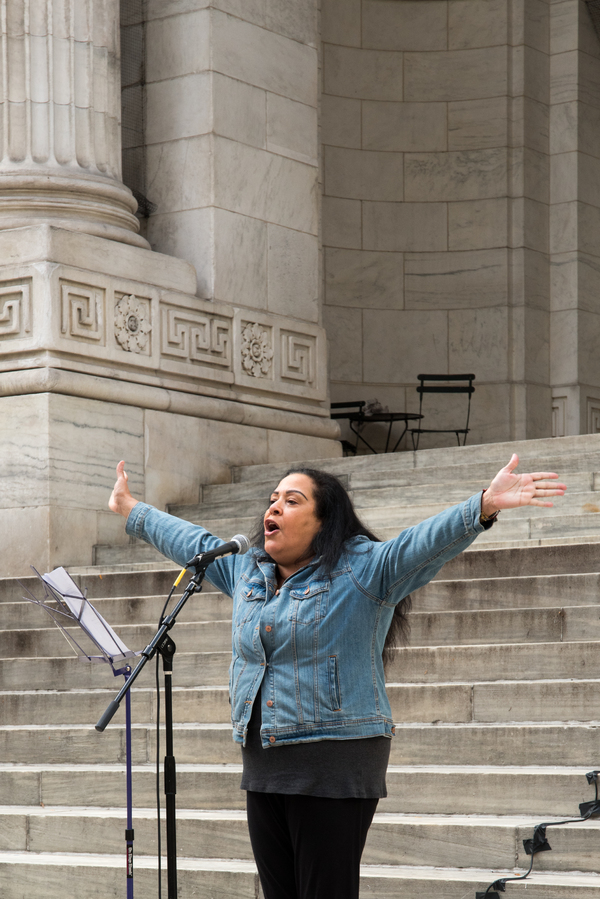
{"left": 42, "top": 567, "right": 135, "bottom": 661}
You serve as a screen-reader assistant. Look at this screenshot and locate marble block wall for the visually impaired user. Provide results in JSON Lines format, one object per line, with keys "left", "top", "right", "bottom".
{"left": 143, "top": 0, "right": 321, "bottom": 325}
{"left": 0, "top": 392, "right": 338, "bottom": 577}
{"left": 549, "top": 0, "right": 600, "bottom": 437}
{"left": 322, "top": 0, "right": 556, "bottom": 451}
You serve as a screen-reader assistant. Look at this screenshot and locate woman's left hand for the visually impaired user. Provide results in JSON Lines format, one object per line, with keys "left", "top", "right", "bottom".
{"left": 482, "top": 454, "right": 567, "bottom": 516}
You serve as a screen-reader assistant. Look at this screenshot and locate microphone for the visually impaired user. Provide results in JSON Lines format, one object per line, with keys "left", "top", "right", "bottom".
{"left": 186, "top": 534, "right": 250, "bottom": 569}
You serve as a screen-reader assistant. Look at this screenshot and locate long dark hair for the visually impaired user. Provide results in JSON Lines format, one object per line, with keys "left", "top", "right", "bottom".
{"left": 252, "top": 467, "right": 411, "bottom": 666}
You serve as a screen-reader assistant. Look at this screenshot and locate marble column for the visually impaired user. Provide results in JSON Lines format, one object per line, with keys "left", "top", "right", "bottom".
{"left": 0, "top": 0, "right": 147, "bottom": 247}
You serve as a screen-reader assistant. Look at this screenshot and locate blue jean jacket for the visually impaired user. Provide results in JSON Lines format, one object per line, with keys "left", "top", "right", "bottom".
{"left": 126, "top": 492, "right": 487, "bottom": 747}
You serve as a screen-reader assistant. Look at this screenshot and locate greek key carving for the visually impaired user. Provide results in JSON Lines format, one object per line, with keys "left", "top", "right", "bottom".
{"left": 0, "top": 282, "right": 31, "bottom": 339}
{"left": 552, "top": 397, "right": 567, "bottom": 439}
{"left": 241, "top": 322, "right": 274, "bottom": 378}
{"left": 587, "top": 398, "right": 600, "bottom": 435}
{"left": 115, "top": 294, "right": 152, "bottom": 354}
{"left": 161, "top": 307, "right": 231, "bottom": 368}
{"left": 61, "top": 281, "right": 104, "bottom": 342}
{"left": 280, "top": 331, "right": 316, "bottom": 385}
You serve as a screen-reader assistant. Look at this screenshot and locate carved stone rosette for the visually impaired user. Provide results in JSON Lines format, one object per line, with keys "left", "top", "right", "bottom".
{"left": 241, "top": 322, "right": 274, "bottom": 378}
{"left": 114, "top": 295, "right": 152, "bottom": 354}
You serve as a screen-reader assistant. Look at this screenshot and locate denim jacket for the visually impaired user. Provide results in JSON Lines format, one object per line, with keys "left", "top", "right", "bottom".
{"left": 126, "top": 492, "right": 488, "bottom": 748}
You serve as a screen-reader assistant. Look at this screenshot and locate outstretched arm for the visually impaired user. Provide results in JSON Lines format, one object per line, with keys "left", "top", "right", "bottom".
{"left": 481, "top": 454, "right": 566, "bottom": 517}
{"left": 108, "top": 460, "right": 139, "bottom": 519}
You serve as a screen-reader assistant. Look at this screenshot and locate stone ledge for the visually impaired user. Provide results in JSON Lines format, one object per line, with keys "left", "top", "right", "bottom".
{"left": 0, "top": 368, "right": 339, "bottom": 439}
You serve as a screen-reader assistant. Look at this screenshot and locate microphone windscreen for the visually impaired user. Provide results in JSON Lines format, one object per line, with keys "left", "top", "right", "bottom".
{"left": 232, "top": 534, "right": 250, "bottom": 555}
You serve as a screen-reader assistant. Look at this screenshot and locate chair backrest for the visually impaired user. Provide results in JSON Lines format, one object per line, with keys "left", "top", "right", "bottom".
{"left": 416, "top": 373, "right": 475, "bottom": 396}
{"left": 411, "top": 374, "right": 476, "bottom": 449}
{"left": 330, "top": 401, "right": 365, "bottom": 420}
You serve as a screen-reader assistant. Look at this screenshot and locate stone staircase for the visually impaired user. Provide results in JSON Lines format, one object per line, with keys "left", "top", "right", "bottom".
{"left": 3, "top": 433, "right": 600, "bottom": 897}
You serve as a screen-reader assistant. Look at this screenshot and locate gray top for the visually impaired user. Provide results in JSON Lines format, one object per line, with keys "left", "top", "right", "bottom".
{"left": 240, "top": 695, "right": 390, "bottom": 799}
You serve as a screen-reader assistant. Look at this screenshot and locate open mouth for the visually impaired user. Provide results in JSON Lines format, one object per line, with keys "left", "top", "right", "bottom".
{"left": 265, "top": 520, "right": 280, "bottom": 533}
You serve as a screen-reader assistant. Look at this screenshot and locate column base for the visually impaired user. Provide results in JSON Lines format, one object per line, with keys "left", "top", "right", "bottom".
{"left": 0, "top": 170, "right": 149, "bottom": 248}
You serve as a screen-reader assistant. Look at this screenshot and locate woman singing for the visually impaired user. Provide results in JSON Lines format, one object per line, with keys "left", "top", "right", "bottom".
{"left": 109, "top": 454, "right": 565, "bottom": 899}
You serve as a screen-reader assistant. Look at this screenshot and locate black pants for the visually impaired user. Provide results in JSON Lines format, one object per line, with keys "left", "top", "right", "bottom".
{"left": 246, "top": 791, "right": 378, "bottom": 899}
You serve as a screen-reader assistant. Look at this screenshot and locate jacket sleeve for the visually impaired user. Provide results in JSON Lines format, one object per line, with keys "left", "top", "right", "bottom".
{"left": 125, "top": 502, "right": 242, "bottom": 598}
{"left": 351, "top": 491, "right": 488, "bottom": 604}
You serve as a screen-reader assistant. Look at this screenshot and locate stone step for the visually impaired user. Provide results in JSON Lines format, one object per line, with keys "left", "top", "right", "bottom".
{"left": 387, "top": 640, "right": 600, "bottom": 683}
{"left": 351, "top": 476, "right": 591, "bottom": 510}
{"left": 0, "top": 569, "right": 182, "bottom": 604}
{"left": 5, "top": 602, "right": 600, "bottom": 657}
{"left": 93, "top": 519, "right": 257, "bottom": 564}
{"left": 6, "top": 674, "right": 600, "bottom": 728}
{"left": 201, "top": 459, "right": 594, "bottom": 506}
{"left": 348, "top": 463, "right": 597, "bottom": 492}
{"left": 83, "top": 540, "right": 600, "bottom": 582}
{"left": 360, "top": 491, "right": 596, "bottom": 528}
{"left": 1, "top": 762, "right": 596, "bottom": 816}
{"left": 2, "top": 806, "right": 599, "bottom": 873}
{"left": 417, "top": 572, "right": 600, "bottom": 611}
{"left": 0, "top": 851, "right": 260, "bottom": 899}
{"left": 375, "top": 514, "right": 600, "bottom": 544}
{"left": 8, "top": 569, "right": 600, "bottom": 636}
{"left": 7, "top": 715, "right": 598, "bottom": 769}
{"left": 407, "top": 604, "right": 600, "bottom": 647}
{"left": 3, "top": 852, "right": 600, "bottom": 899}
{"left": 1, "top": 592, "right": 232, "bottom": 630}
{"left": 92, "top": 504, "right": 600, "bottom": 570}
{"left": 437, "top": 542, "right": 600, "bottom": 580}
{"left": 0, "top": 650, "right": 231, "bottom": 691}
{"left": 167, "top": 475, "right": 591, "bottom": 521}
{"left": 390, "top": 721, "right": 600, "bottom": 766}
{"left": 466, "top": 534, "right": 600, "bottom": 552}
{"left": 3, "top": 704, "right": 600, "bottom": 766}
{"left": 6, "top": 717, "right": 596, "bottom": 768}
{"left": 6, "top": 637, "right": 600, "bottom": 695}
{"left": 4, "top": 637, "right": 600, "bottom": 694}
{"left": 0, "top": 618, "right": 234, "bottom": 658}
{"left": 230, "top": 433, "right": 600, "bottom": 483}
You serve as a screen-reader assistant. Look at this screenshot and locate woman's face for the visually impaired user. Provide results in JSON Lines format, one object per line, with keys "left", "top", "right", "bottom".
{"left": 263, "top": 473, "right": 321, "bottom": 577}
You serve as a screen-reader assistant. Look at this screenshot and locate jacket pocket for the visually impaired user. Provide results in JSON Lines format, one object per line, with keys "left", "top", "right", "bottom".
{"left": 233, "top": 578, "right": 265, "bottom": 627}
{"left": 328, "top": 654, "right": 342, "bottom": 711}
{"left": 288, "top": 581, "right": 329, "bottom": 625}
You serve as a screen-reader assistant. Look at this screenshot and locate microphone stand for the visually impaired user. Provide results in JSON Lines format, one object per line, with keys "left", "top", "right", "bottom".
{"left": 96, "top": 559, "right": 211, "bottom": 899}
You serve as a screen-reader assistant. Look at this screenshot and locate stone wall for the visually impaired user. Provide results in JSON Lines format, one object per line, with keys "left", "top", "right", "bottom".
{"left": 143, "top": 0, "right": 321, "bottom": 325}
{"left": 321, "top": 0, "right": 566, "bottom": 451}
{"left": 550, "top": 0, "right": 600, "bottom": 436}
{"left": 0, "top": 0, "right": 341, "bottom": 577}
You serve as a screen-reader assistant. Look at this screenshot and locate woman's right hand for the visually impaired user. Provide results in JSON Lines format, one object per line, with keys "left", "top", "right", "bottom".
{"left": 109, "top": 460, "right": 139, "bottom": 519}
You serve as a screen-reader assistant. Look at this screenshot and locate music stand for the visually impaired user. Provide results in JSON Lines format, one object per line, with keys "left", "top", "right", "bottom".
{"left": 21, "top": 567, "right": 140, "bottom": 899}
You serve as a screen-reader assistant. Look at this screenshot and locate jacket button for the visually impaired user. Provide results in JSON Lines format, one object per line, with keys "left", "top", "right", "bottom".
{"left": 269, "top": 736, "right": 276, "bottom": 744}
{"left": 265, "top": 625, "right": 272, "bottom": 632}
{"left": 266, "top": 700, "right": 274, "bottom": 707}
{"left": 304, "top": 587, "right": 310, "bottom": 594}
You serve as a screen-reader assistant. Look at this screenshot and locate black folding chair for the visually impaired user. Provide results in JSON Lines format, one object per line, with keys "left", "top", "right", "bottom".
{"left": 409, "top": 374, "right": 475, "bottom": 450}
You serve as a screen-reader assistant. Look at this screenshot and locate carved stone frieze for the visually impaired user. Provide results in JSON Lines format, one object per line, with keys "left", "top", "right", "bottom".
{"left": 161, "top": 306, "right": 232, "bottom": 368}
{"left": 241, "top": 322, "right": 274, "bottom": 378}
{"left": 0, "top": 281, "right": 31, "bottom": 339}
{"left": 61, "top": 281, "right": 105, "bottom": 343}
{"left": 114, "top": 294, "right": 152, "bottom": 354}
{"left": 280, "top": 330, "right": 316, "bottom": 386}
{"left": 587, "top": 398, "right": 600, "bottom": 434}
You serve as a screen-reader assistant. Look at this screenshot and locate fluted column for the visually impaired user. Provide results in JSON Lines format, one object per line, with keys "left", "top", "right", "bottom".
{"left": 0, "top": 0, "right": 147, "bottom": 247}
